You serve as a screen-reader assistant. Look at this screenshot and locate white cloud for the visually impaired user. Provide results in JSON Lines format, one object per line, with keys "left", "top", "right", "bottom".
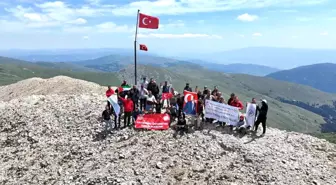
{"left": 197, "top": 20, "right": 205, "bottom": 24}
{"left": 252, "top": 33, "right": 262, "bottom": 37}
{"left": 296, "top": 17, "right": 313, "bottom": 22}
{"left": 320, "top": 32, "right": 328, "bottom": 36}
{"left": 163, "top": 20, "right": 185, "bottom": 27}
{"left": 267, "top": 9, "right": 298, "bottom": 13}
{"left": 68, "top": 18, "right": 87, "bottom": 24}
{"left": 83, "top": 35, "right": 89, "bottom": 40}
{"left": 137, "top": 33, "right": 223, "bottom": 39}
{"left": 62, "top": 22, "right": 131, "bottom": 33}
{"left": 237, "top": 13, "right": 258, "bottom": 22}
{"left": 96, "top": 22, "right": 131, "bottom": 32}
{"left": 23, "top": 13, "right": 44, "bottom": 21}
{"left": 110, "top": 0, "right": 327, "bottom": 16}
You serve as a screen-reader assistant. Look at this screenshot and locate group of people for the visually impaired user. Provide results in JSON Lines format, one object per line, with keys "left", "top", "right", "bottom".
{"left": 102, "top": 77, "right": 269, "bottom": 135}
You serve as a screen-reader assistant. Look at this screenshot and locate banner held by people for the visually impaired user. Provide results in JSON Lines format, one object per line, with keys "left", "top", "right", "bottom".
{"left": 204, "top": 99, "right": 239, "bottom": 125}
{"left": 135, "top": 113, "right": 170, "bottom": 130}
{"left": 108, "top": 95, "right": 120, "bottom": 117}
{"left": 183, "top": 90, "right": 198, "bottom": 115}
{"left": 245, "top": 102, "right": 257, "bottom": 127}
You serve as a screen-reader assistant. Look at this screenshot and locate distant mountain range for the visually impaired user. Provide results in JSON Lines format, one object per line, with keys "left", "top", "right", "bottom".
{"left": 2, "top": 47, "right": 336, "bottom": 73}
{"left": 188, "top": 60, "right": 280, "bottom": 76}
{"left": 2, "top": 47, "right": 336, "bottom": 75}
{"left": 267, "top": 63, "right": 336, "bottom": 93}
{"left": 194, "top": 47, "right": 336, "bottom": 69}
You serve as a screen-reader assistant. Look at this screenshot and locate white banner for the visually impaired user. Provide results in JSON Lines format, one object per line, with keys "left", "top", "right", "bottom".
{"left": 245, "top": 103, "right": 257, "bottom": 127}
{"left": 205, "top": 100, "right": 240, "bottom": 125}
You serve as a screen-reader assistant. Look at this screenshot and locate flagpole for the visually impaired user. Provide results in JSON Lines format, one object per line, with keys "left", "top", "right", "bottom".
{"left": 134, "top": 9, "right": 140, "bottom": 86}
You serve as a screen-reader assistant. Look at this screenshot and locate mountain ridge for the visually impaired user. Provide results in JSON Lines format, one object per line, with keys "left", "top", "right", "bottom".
{"left": 267, "top": 63, "right": 336, "bottom": 93}
{"left": 1, "top": 78, "right": 335, "bottom": 184}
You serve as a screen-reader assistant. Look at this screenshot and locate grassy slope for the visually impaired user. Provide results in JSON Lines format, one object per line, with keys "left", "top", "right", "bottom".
{"left": 0, "top": 56, "right": 119, "bottom": 86}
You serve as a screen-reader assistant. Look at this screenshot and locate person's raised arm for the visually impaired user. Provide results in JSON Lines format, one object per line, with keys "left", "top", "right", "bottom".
{"left": 118, "top": 95, "right": 126, "bottom": 102}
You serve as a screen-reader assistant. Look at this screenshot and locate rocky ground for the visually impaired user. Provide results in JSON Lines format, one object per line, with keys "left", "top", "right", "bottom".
{"left": 0, "top": 76, "right": 335, "bottom": 185}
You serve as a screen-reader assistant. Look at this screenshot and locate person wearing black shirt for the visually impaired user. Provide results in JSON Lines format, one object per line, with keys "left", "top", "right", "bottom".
{"left": 102, "top": 106, "right": 112, "bottom": 131}
{"left": 254, "top": 99, "right": 269, "bottom": 135}
{"left": 129, "top": 85, "right": 140, "bottom": 110}
{"left": 132, "top": 107, "right": 142, "bottom": 124}
{"left": 175, "top": 117, "right": 187, "bottom": 136}
{"left": 147, "top": 79, "right": 160, "bottom": 100}
{"left": 183, "top": 83, "right": 192, "bottom": 92}
{"left": 227, "top": 93, "right": 235, "bottom": 105}
{"left": 176, "top": 94, "right": 185, "bottom": 119}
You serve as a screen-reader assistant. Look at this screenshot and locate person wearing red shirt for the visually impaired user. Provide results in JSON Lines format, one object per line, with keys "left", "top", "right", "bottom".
{"left": 106, "top": 86, "right": 115, "bottom": 98}
{"left": 119, "top": 95, "right": 134, "bottom": 128}
{"left": 106, "top": 86, "right": 115, "bottom": 110}
{"left": 229, "top": 96, "right": 244, "bottom": 110}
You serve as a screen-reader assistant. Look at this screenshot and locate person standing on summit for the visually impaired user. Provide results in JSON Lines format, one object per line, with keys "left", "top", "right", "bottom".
{"left": 229, "top": 96, "right": 244, "bottom": 110}
{"left": 141, "top": 77, "right": 148, "bottom": 89}
{"left": 227, "top": 93, "right": 235, "bottom": 105}
{"left": 118, "top": 95, "right": 134, "bottom": 128}
{"left": 147, "top": 78, "right": 160, "bottom": 100}
{"left": 254, "top": 99, "right": 268, "bottom": 135}
{"left": 106, "top": 86, "right": 114, "bottom": 110}
{"left": 161, "top": 81, "right": 172, "bottom": 107}
{"left": 129, "top": 85, "right": 140, "bottom": 110}
{"left": 184, "top": 83, "right": 192, "bottom": 92}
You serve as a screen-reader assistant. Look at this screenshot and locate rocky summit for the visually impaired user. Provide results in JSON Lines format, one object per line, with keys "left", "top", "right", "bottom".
{"left": 0, "top": 76, "right": 335, "bottom": 185}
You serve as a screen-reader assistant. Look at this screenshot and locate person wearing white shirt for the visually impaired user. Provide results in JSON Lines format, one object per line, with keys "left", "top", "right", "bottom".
{"left": 144, "top": 90, "right": 157, "bottom": 112}
{"left": 139, "top": 85, "right": 148, "bottom": 111}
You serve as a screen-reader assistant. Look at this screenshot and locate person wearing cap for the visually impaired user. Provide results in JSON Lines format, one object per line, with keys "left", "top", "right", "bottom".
{"left": 254, "top": 99, "right": 269, "bottom": 135}
{"left": 184, "top": 83, "right": 192, "bottom": 92}
{"left": 237, "top": 113, "right": 250, "bottom": 134}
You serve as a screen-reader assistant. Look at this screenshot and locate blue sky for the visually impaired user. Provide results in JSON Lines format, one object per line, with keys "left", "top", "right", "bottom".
{"left": 0, "top": 0, "right": 335, "bottom": 55}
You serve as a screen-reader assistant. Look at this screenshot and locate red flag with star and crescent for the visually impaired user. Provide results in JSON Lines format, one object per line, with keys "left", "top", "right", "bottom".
{"left": 183, "top": 90, "right": 198, "bottom": 115}
{"left": 139, "top": 44, "right": 148, "bottom": 51}
{"left": 138, "top": 13, "right": 159, "bottom": 29}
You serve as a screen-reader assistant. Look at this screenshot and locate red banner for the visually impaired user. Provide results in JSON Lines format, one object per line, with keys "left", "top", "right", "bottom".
{"left": 135, "top": 113, "right": 170, "bottom": 130}
{"left": 162, "top": 92, "right": 173, "bottom": 100}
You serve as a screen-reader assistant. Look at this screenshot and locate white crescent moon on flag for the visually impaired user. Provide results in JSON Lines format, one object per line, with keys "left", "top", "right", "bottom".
{"left": 184, "top": 94, "right": 193, "bottom": 103}
{"left": 142, "top": 17, "right": 148, "bottom": 25}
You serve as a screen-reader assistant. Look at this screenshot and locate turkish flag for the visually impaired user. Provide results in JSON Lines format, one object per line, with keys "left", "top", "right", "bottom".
{"left": 162, "top": 93, "right": 173, "bottom": 100}
{"left": 183, "top": 90, "right": 198, "bottom": 115}
{"left": 139, "top": 44, "right": 148, "bottom": 51}
{"left": 138, "top": 13, "right": 159, "bottom": 29}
